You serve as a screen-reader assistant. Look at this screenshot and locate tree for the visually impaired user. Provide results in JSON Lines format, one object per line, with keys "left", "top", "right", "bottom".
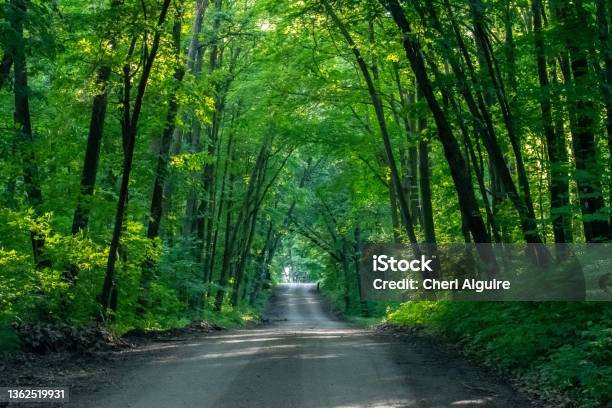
{"left": 380, "top": 0, "right": 498, "bottom": 271}
{"left": 7, "top": 0, "right": 48, "bottom": 268}
{"left": 100, "top": 0, "right": 173, "bottom": 314}
{"left": 557, "top": 0, "right": 609, "bottom": 242}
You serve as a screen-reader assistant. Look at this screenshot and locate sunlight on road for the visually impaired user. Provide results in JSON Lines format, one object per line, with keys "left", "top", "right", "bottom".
{"left": 451, "top": 399, "right": 492, "bottom": 405}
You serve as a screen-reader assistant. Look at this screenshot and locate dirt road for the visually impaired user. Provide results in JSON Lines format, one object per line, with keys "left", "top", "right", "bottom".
{"left": 70, "top": 283, "right": 529, "bottom": 407}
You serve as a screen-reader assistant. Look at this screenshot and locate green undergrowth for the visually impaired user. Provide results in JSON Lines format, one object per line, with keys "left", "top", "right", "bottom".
{"left": 1, "top": 290, "right": 270, "bottom": 353}
{"left": 0, "top": 314, "right": 20, "bottom": 352}
{"left": 109, "top": 304, "right": 264, "bottom": 337}
{"left": 386, "top": 302, "right": 611, "bottom": 407}
{"left": 199, "top": 303, "right": 265, "bottom": 330}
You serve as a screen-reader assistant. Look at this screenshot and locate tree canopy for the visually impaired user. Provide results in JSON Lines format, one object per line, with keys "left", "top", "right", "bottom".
{"left": 0, "top": 0, "right": 610, "bottom": 333}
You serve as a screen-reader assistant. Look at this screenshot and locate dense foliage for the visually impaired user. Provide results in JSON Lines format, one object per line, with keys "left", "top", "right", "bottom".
{"left": 388, "top": 302, "right": 612, "bottom": 406}
{"left": 0, "top": 0, "right": 610, "bottom": 405}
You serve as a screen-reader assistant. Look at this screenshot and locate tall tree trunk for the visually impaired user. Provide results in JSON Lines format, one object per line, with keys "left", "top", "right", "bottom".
{"left": 595, "top": 0, "right": 612, "bottom": 235}
{"left": 183, "top": 0, "right": 211, "bottom": 240}
{"left": 416, "top": 87, "right": 436, "bottom": 244}
{"left": 0, "top": 52, "right": 13, "bottom": 91}
{"left": 559, "top": 0, "right": 609, "bottom": 242}
{"left": 214, "top": 167, "right": 235, "bottom": 311}
{"left": 504, "top": 0, "right": 518, "bottom": 95}
{"left": 187, "top": 0, "right": 209, "bottom": 71}
{"left": 390, "top": 65, "right": 416, "bottom": 237}
{"left": 231, "top": 202, "right": 260, "bottom": 306}
{"left": 63, "top": 64, "right": 111, "bottom": 282}
{"left": 70, "top": 0, "right": 124, "bottom": 240}
{"left": 248, "top": 219, "right": 274, "bottom": 305}
{"left": 100, "top": 0, "right": 172, "bottom": 313}
{"left": 9, "top": 0, "right": 48, "bottom": 268}
{"left": 175, "top": 0, "right": 208, "bottom": 239}
{"left": 388, "top": 177, "right": 401, "bottom": 243}
{"left": 137, "top": 16, "right": 185, "bottom": 314}
{"left": 407, "top": 146, "right": 420, "bottom": 226}
{"left": 544, "top": 1, "right": 574, "bottom": 244}
{"left": 206, "top": 122, "right": 235, "bottom": 293}
{"left": 196, "top": 0, "right": 224, "bottom": 274}
{"left": 532, "top": 0, "right": 569, "bottom": 244}
{"left": 545, "top": 1, "right": 575, "bottom": 243}
{"left": 71, "top": 65, "right": 111, "bottom": 235}
{"left": 405, "top": 81, "right": 420, "bottom": 226}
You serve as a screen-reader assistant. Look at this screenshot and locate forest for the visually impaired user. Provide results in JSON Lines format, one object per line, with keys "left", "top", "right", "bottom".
{"left": 0, "top": 0, "right": 611, "bottom": 406}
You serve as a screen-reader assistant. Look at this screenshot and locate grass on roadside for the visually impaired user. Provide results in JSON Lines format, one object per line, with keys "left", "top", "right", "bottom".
{"left": 386, "top": 302, "right": 611, "bottom": 408}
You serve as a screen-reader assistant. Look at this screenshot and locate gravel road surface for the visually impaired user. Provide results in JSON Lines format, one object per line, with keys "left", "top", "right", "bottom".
{"left": 70, "top": 283, "right": 529, "bottom": 408}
